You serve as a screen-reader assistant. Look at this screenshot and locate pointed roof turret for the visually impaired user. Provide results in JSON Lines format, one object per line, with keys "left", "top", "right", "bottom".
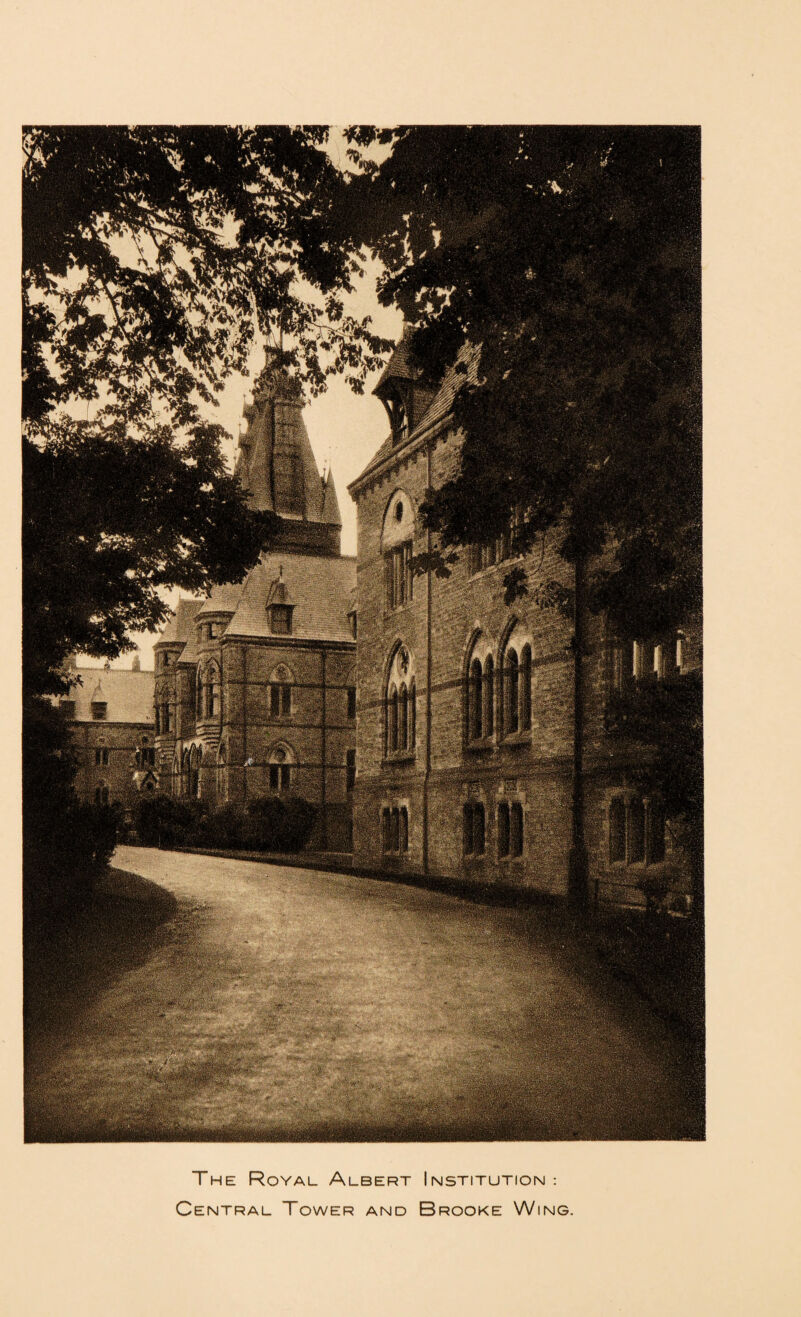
{"left": 232, "top": 349, "right": 341, "bottom": 555}
{"left": 320, "top": 469, "right": 342, "bottom": 528}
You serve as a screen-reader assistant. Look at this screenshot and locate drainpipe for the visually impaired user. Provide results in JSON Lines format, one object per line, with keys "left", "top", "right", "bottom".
{"left": 320, "top": 648, "right": 328, "bottom": 850}
{"left": 423, "top": 439, "right": 433, "bottom": 874}
{"left": 568, "top": 553, "right": 589, "bottom": 908}
{"left": 242, "top": 646, "right": 248, "bottom": 802}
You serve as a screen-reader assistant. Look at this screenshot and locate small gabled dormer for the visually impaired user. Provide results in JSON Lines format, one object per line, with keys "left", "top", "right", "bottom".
{"left": 373, "top": 325, "right": 437, "bottom": 445}
{"left": 266, "top": 567, "right": 295, "bottom": 635}
{"left": 90, "top": 682, "right": 107, "bottom": 721}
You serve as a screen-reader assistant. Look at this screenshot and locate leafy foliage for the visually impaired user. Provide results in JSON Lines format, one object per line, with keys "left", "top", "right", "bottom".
{"left": 23, "top": 125, "right": 389, "bottom": 425}
{"left": 23, "top": 698, "right": 123, "bottom": 923}
{"left": 23, "top": 125, "right": 392, "bottom": 697}
{"left": 22, "top": 126, "right": 386, "bottom": 913}
{"left": 351, "top": 126, "right": 701, "bottom": 638}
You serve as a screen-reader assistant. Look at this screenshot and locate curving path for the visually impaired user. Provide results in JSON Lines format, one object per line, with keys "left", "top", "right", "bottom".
{"left": 24, "top": 846, "right": 703, "bottom": 1141}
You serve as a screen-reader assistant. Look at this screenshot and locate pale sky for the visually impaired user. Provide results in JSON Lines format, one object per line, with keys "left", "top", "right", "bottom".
{"left": 79, "top": 267, "right": 403, "bottom": 672}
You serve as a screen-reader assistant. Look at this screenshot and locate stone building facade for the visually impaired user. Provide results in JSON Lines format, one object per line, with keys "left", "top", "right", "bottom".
{"left": 348, "top": 335, "right": 700, "bottom": 907}
{"left": 153, "top": 361, "right": 357, "bottom": 851}
{"left": 57, "top": 654, "right": 156, "bottom": 816}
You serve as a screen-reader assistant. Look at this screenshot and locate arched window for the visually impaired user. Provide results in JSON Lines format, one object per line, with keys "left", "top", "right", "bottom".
{"left": 182, "top": 748, "right": 190, "bottom": 796}
{"left": 483, "top": 655, "right": 495, "bottom": 738}
{"left": 500, "top": 624, "right": 533, "bottom": 737}
{"left": 381, "top": 491, "right": 416, "bottom": 610}
{"left": 217, "top": 743, "right": 227, "bottom": 800}
{"left": 208, "top": 665, "right": 220, "bottom": 718}
{"left": 172, "top": 754, "right": 180, "bottom": 795}
{"left": 505, "top": 648, "right": 519, "bottom": 733}
{"left": 520, "top": 646, "right": 532, "bottom": 731}
{"left": 269, "top": 664, "right": 293, "bottom": 719}
{"left": 268, "top": 744, "right": 295, "bottom": 792}
{"left": 137, "top": 736, "right": 155, "bottom": 768}
{"left": 465, "top": 633, "right": 494, "bottom": 745}
{"left": 470, "top": 657, "right": 483, "bottom": 740}
{"left": 384, "top": 644, "right": 416, "bottom": 757}
{"left": 94, "top": 782, "right": 109, "bottom": 805}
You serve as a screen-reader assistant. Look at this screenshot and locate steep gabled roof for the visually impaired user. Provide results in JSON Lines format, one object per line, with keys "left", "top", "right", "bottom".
{"left": 155, "top": 598, "right": 203, "bottom": 646}
{"left": 65, "top": 667, "right": 155, "bottom": 724}
{"left": 195, "top": 584, "right": 243, "bottom": 617}
{"left": 225, "top": 551, "right": 357, "bottom": 644}
{"left": 350, "top": 344, "right": 479, "bottom": 492}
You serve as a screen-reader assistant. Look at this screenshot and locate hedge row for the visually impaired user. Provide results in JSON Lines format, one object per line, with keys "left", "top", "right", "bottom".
{"left": 134, "top": 793, "right": 316, "bottom": 854}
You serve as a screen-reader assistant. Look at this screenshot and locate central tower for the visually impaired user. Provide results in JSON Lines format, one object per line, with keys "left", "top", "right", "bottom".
{"left": 234, "top": 353, "right": 342, "bottom": 557}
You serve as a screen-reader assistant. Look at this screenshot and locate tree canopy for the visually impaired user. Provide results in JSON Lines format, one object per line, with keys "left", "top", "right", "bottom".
{"left": 23, "top": 126, "right": 390, "bottom": 694}
{"left": 350, "top": 125, "right": 701, "bottom": 638}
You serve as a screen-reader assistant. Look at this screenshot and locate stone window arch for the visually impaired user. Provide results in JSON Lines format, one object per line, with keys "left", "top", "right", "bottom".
{"left": 499, "top": 621, "right": 533, "bottom": 738}
{"left": 268, "top": 742, "right": 296, "bottom": 792}
{"left": 269, "top": 663, "right": 294, "bottom": 719}
{"left": 381, "top": 490, "right": 416, "bottom": 610}
{"left": 384, "top": 643, "right": 416, "bottom": 756}
{"left": 197, "top": 662, "right": 220, "bottom": 719}
{"left": 464, "top": 631, "right": 494, "bottom": 744}
{"left": 136, "top": 734, "right": 155, "bottom": 769}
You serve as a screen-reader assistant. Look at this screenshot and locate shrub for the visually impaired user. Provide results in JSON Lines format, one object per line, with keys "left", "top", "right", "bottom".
{"left": 134, "top": 793, "right": 205, "bottom": 847}
{"left": 24, "top": 796, "right": 123, "bottom": 924}
{"left": 195, "top": 802, "right": 246, "bottom": 850}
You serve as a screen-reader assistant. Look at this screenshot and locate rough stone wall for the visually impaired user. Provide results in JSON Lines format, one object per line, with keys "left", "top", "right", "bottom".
{"left": 72, "top": 721, "right": 155, "bottom": 814}
{"left": 353, "top": 422, "right": 698, "bottom": 906}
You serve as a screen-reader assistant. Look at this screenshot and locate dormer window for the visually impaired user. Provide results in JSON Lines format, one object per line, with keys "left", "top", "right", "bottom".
{"left": 91, "top": 701, "right": 107, "bottom": 721}
{"left": 270, "top": 604, "right": 293, "bottom": 635}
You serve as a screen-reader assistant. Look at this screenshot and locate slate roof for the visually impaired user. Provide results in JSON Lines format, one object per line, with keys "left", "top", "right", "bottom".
{"left": 225, "top": 551, "right": 357, "bottom": 644}
{"left": 66, "top": 667, "right": 155, "bottom": 724}
{"left": 351, "top": 344, "right": 479, "bottom": 491}
{"left": 372, "top": 325, "right": 419, "bottom": 394}
{"left": 195, "top": 584, "right": 243, "bottom": 617}
{"left": 155, "top": 598, "right": 203, "bottom": 645}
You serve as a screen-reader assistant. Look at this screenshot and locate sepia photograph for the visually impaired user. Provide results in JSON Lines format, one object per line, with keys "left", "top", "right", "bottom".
{"left": 21, "top": 124, "right": 705, "bottom": 1146}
